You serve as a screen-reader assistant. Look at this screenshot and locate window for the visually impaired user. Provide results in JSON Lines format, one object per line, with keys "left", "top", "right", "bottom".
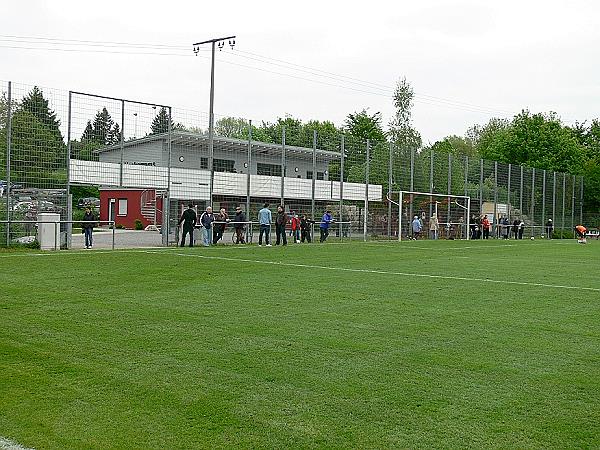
{"left": 306, "top": 171, "right": 313, "bottom": 180}
{"left": 257, "top": 163, "right": 282, "bottom": 177}
{"left": 213, "top": 158, "right": 235, "bottom": 172}
{"left": 118, "top": 198, "right": 128, "bottom": 216}
{"left": 200, "top": 157, "right": 208, "bottom": 169}
{"left": 317, "top": 172, "right": 325, "bottom": 180}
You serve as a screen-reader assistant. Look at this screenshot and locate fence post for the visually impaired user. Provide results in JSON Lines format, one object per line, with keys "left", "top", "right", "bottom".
{"left": 571, "top": 175, "right": 576, "bottom": 231}
{"left": 65, "top": 91, "right": 72, "bottom": 249}
{"left": 246, "top": 120, "right": 252, "bottom": 226}
{"left": 162, "top": 107, "right": 173, "bottom": 246}
{"left": 493, "top": 161, "right": 498, "bottom": 237}
{"left": 429, "top": 148, "right": 434, "bottom": 219}
{"left": 120, "top": 100, "right": 125, "bottom": 187}
{"left": 552, "top": 171, "right": 556, "bottom": 229}
{"left": 364, "top": 139, "right": 370, "bottom": 242}
{"left": 507, "top": 163, "right": 511, "bottom": 218}
{"left": 280, "top": 126, "right": 285, "bottom": 206}
{"left": 580, "top": 175, "right": 584, "bottom": 225}
{"left": 339, "top": 135, "right": 344, "bottom": 228}
{"left": 311, "top": 130, "right": 316, "bottom": 221}
{"left": 561, "top": 173, "right": 566, "bottom": 238}
{"left": 479, "top": 158, "right": 483, "bottom": 214}
{"left": 409, "top": 147, "right": 415, "bottom": 226}
{"left": 388, "top": 142, "right": 393, "bottom": 238}
{"left": 448, "top": 153, "right": 452, "bottom": 234}
{"left": 5, "top": 81, "right": 11, "bottom": 247}
{"left": 542, "top": 169, "right": 546, "bottom": 231}
{"left": 530, "top": 168, "right": 535, "bottom": 236}
{"left": 519, "top": 165, "right": 524, "bottom": 216}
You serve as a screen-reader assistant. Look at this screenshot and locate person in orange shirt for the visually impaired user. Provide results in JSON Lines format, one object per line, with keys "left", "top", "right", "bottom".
{"left": 575, "top": 225, "right": 587, "bottom": 243}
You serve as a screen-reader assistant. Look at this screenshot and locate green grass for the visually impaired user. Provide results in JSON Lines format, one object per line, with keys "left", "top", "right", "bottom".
{"left": 1, "top": 240, "right": 599, "bottom": 449}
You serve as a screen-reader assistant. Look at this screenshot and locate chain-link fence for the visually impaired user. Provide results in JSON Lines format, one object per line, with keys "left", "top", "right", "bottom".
{"left": 0, "top": 79, "right": 588, "bottom": 248}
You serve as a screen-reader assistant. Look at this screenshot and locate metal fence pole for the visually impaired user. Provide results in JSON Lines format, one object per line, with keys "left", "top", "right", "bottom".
{"left": 561, "top": 173, "right": 566, "bottom": 238}
{"left": 530, "top": 168, "right": 535, "bottom": 237}
{"left": 542, "top": 169, "right": 546, "bottom": 229}
{"left": 464, "top": 156, "right": 469, "bottom": 231}
{"left": 493, "top": 161, "right": 498, "bottom": 237}
{"left": 364, "top": 139, "right": 370, "bottom": 242}
{"left": 519, "top": 165, "right": 524, "bottom": 216}
{"left": 448, "top": 153, "right": 452, "bottom": 233}
{"left": 571, "top": 175, "right": 576, "bottom": 230}
{"left": 388, "top": 142, "right": 393, "bottom": 238}
{"left": 339, "top": 135, "right": 344, "bottom": 227}
{"left": 479, "top": 158, "right": 484, "bottom": 214}
{"left": 119, "top": 100, "right": 125, "bottom": 187}
{"left": 507, "top": 163, "right": 511, "bottom": 218}
{"left": 311, "top": 130, "right": 316, "bottom": 220}
{"left": 162, "top": 107, "right": 173, "bottom": 246}
{"left": 5, "top": 81, "right": 12, "bottom": 247}
{"left": 409, "top": 147, "right": 415, "bottom": 227}
{"left": 580, "top": 175, "right": 584, "bottom": 225}
{"left": 66, "top": 91, "right": 73, "bottom": 249}
{"left": 280, "top": 126, "right": 285, "bottom": 205}
{"left": 246, "top": 120, "right": 252, "bottom": 224}
{"left": 552, "top": 171, "right": 556, "bottom": 227}
{"left": 429, "top": 148, "right": 434, "bottom": 219}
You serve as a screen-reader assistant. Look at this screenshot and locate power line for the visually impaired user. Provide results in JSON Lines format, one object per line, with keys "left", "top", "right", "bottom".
{"left": 0, "top": 34, "right": 514, "bottom": 116}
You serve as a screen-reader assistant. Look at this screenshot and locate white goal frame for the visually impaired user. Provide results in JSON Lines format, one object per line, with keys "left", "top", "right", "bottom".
{"left": 387, "top": 190, "right": 471, "bottom": 241}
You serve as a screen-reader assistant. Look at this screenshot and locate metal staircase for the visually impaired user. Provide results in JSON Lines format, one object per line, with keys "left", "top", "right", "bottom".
{"left": 140, "top": 189, "right": 165, "bottom": 231}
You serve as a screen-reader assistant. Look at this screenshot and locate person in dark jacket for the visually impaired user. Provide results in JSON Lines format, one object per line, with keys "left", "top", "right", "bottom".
{"left": 199, "top": 206, "right": 215, "bottom": 247}
{"left": 82, "top": 206, "right": 96, "bottom": 249}
{"left": 275, "top": 205, "right": 288, "bottom": 246}
{"left": 178, "top": 203, "right": 197, "bottom": 247}
{"left": 545, "top": 218, "right": 553, "bottom": 239}
{"left": 233, "top": 206, "right": 246, "bottom": 244}
{"left": 300, "top": 215, "right": 313, "bottom": 243}
{"left": 512, "top": 218, "right": 519, "bottom": 239}
{"left": 213, "top": 208, "right": 229, "bottom": 244}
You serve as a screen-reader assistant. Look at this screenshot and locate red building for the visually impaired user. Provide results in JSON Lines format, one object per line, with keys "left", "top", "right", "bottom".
{"left": 100, "top": 188, "right": 163, "bottom": 229}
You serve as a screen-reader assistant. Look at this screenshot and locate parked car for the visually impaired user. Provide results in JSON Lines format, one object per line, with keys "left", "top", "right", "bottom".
{"left": 77, "top": 197, "right": 100, "bottom": 209}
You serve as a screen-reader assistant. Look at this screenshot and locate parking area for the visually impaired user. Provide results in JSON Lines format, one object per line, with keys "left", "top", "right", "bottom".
{"left": 70, "top": 229, "right": 164, "bottom": 249}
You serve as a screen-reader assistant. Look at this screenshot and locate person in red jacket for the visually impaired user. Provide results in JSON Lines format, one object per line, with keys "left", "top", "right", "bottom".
{"left": 482, "top": 215, "right": 491, "bottom": 239}
{"left": 290, "top": 213, "right": 301, "bottom": 243}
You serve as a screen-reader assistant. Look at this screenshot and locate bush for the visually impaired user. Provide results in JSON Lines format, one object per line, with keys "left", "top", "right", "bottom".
{"left": 116, "top": 223, "right": 126, "bottom": 230}
{"left": 134, "top": 219, "right": 144, "bottom": 230}
{"left": 552, "top": 229, "right": 574, "bottom": 239}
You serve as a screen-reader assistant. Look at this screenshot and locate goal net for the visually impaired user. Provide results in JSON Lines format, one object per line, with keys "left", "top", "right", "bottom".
{"left": 387, "top": 191, "right": 471, "bottom": 241}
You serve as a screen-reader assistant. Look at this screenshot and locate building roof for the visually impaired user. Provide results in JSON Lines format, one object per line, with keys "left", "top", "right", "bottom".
{"left": 95, "top": 131, "right": 340, "bottom": 161}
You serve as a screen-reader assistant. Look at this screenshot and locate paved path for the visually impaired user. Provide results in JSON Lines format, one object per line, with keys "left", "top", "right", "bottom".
{"left": 71, "top": 229, "right": 164, "bottom": 249}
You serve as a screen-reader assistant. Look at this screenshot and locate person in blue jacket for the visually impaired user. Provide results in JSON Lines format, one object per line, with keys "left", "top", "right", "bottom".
{"left": 320, "top": 210, "right": 333, "bottom": 243}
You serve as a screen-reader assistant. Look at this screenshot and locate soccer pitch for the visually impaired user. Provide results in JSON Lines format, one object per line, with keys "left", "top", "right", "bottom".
{"left": 1, "top": 240, "right": 599, "bottom": 449}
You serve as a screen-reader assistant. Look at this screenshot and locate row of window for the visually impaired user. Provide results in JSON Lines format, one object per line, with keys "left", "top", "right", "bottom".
{"left": 182, "top": 157, "right": 324, "bottom": 179}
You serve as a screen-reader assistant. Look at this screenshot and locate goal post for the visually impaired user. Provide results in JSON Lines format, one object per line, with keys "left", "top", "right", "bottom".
{"left": 387, "top": 191, "right": 471, "bottom": 241}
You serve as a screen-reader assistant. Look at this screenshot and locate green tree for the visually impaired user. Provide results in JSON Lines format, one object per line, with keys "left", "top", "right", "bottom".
{"left": 478, "top": 111, "right": 585, "bottom": 174}
{"left": 388, "top": 77, "right": 421, "bottom": 151}
{"left": 0, "top": 109, "right": 64, "bottom": 187}
{"left": 215, "top": 117, "right": 248, "bottom": 139}
{"left": 20, "top": 86, "right": 64, "bottom": 144}
{"left": 150, "top": 107, "right": 176, "bottom": 135}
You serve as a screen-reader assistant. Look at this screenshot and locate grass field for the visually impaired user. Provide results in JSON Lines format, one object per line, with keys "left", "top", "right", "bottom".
{"left": 1, "top": 240, "right": 599, "bottom": 449}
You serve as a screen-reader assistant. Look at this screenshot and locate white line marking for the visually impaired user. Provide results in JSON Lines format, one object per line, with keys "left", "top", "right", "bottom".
{"left": 144, "top": 251, "right": 600, "bottom": 293}
{"left": 0, "top": 436, "right": 34, "bottom": 450}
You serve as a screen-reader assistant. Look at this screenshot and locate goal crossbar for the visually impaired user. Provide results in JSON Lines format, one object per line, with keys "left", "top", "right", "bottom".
{"left": 389, "top": 190, "right": 471, "bottom": 241}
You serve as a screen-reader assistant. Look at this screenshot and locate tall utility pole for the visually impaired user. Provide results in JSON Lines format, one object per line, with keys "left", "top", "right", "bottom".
{"left": 193, "top": 35, "right": 236, "bottom": 207}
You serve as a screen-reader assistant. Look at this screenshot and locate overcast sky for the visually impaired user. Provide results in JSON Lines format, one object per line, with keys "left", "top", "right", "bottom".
{"left": 1, "top": 0, "right": 599, "bottom": 143}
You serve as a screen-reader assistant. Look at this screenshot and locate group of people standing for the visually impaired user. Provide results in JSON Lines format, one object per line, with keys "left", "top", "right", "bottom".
{"left": 178, "top": 203, "right": 334, "bottom": 247}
